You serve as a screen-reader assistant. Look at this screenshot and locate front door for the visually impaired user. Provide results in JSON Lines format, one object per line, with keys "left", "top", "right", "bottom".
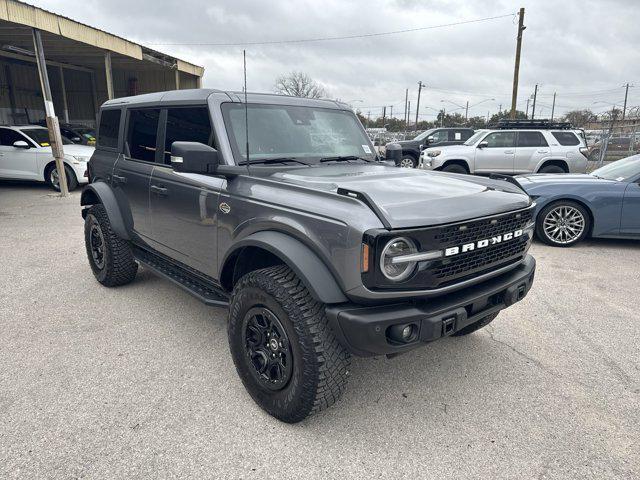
{"left": 620, "top": 181, "right": 640, "bottom": 235}
{"left": 474, "top": 131, "right": 516, "bottom": 174}
{"left": 112, "top": 108, "right": 161, "bottom": 241}
{"left": 149, "top": 106, "right": 223, "bottom": 278}
{"left": 515, "top": 131, "right": 550, "bottom": 174}
{"left": 0, "top": 128, "right": 39, "bottom": 180}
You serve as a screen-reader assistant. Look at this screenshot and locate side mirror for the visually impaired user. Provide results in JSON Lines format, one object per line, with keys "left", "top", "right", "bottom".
{"left": 427, "top": 135, "right": 435, "bottom": 143}
{"left": 170, "top": 141, "right": 219, "bottom": 174}
{"left": 13, "top": 140, "right": 30, "bottom": 149}
{"left": 477, "top": 141, "right": 488, "bottom": 149}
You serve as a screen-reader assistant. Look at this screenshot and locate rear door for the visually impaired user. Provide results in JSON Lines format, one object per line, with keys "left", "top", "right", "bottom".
{"left": 620, "top": 180, "right": 640, "bottom": 235}
{"left": 515, "top": 131, "right": 549, "bottom": 173}
{"left": 474, "top": 131, "right": 516, "bottom": 174}
{"left": 149, "top": 106, "right": 223, "bottom": 278}
{"left": 113, "top": 108, "right": 160, "bottom": 241}
{"left": 0, "top": 128, "right": 39, "bottom": 180}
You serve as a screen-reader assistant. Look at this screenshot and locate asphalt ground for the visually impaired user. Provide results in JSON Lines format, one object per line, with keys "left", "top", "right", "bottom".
{"left": 1, "top": 181, "right": 638, "bottom": 479}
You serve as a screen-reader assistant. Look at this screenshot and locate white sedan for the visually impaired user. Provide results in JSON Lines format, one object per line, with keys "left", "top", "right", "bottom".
{"left": 0, "top": 125, "right": 94, "bottom": 191}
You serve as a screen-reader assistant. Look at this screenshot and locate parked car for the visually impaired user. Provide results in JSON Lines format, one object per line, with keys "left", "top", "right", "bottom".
{"left": 419, "top": 120, "right": 589, "bottom": 175}
{"left": 0, "top": 125, "right": 93, "bottom": 190}
{"left": 516, "top": 154, "right": 640, "bottom": 246}
{"left": 588, "top": 136, "right": 639, "bottom": 161}
{"left": 81, "top": 89, "right": 536, "bottom": 423}
{"left": 36, "top": 120, "right": 96, "bottom": 146}
{"left": 387, "top": 127, "right": 474, "bottom": 168}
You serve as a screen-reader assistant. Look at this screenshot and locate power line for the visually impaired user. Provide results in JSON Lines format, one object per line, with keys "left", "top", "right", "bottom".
{"left": 146, "top": 13, "right": 516, "bottom": 46}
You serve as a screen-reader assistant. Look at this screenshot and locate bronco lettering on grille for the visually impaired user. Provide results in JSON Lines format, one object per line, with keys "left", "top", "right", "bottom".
{"left": 444, "top": 229, "right": 523, "bottom": 257}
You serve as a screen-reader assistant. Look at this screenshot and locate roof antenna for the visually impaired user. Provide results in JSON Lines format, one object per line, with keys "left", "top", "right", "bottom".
{"left": 243, "top": 49, "right": 251, "bottom": 175}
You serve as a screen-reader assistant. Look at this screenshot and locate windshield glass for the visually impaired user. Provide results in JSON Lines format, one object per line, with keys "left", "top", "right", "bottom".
{"left": 591, "top": 155, "right": 640, "bottom": 181}
{"left": 222, "top": 103, "right": 375, "bottom": 164}
{"left": 464, "top": 131, "right": 486, "bottom": 145}
{"left": 22, "top": 128, "right": 73, "bottom": 146}
{"left": 412, "top": 129, "right": 436, "bottom": 142}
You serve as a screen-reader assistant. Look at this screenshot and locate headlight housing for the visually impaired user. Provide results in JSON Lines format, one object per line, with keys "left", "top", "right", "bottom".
{"left": 379, "top": 237, "right": 418, "bottom": 281}
{"left": 427, "top": 150, "right": 441, "bottom": 157}
{"left": 72, "top": 155, "right": 89, "bottom": 162}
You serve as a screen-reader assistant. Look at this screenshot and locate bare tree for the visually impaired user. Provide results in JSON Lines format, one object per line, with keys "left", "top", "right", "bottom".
{"left": 274, "top": 71, "right": 327, "bottom": 99}
{"left": 561, "top": 109, "right": 597, "bottom": 127}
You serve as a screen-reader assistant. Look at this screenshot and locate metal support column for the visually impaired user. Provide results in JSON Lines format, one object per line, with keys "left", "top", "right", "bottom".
{"left": 32, "top": 28, "right": 68, "bottom": 196}
{"left": 104, "top": 51, "right": 114, "bottom": 100}
{"left": 175, "top": 69, "right": 180, "bottom": 90}
{"left": 58, "top": 66, "right": 70, "bottom": 124}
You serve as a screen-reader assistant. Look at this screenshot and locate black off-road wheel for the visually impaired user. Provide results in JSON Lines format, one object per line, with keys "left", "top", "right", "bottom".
{"left": 228, "top": 265, "right": 350, "bottom": 423}
{"left": 84, "top": 204, "right": 138, "bottom": 287}
{"left": 453, "top": 312, "right": 498, "bottom": 336}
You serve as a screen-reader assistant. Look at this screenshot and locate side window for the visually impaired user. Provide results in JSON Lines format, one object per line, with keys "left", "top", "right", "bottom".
{"left": 462, "top": 130, "right": 473, "bottom": 140}
{"left": 430, "top": 130, "right": 449, "bottom": 143}
{"left": 97, "top": 109, "right": 121, "bottom": 149}
{"left": 0, "top": 128, "right": 27, "bottom": 146}
{"left": 483, "top": 131, "right": 516, "bottom": 148}
{"left": 163, "top": 107, "right": 213, "bottom": 164}
{"left": 551, "top": 131, "right": 580, "bottom": 146}
{"left": 517, "top": 131, "right": 548, "bottom": 147}
{"left": 125, "top": 109, "right": 160, "bottom": 162}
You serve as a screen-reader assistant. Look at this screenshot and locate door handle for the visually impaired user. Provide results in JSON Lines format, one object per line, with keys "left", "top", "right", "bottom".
{"left": 150, "top": 185, "right": 168, "bottom": 196}
{"left": 537, "top": 150, "right": 550, "bottom": 153}
{"left": 504, "top": 150, "right": 514, "bottom": 154}
{"left": 112, "top": 174, "right": 127, "bottom": 184}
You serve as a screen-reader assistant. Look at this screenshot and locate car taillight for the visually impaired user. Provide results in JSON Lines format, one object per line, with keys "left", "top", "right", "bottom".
{"left": 579, "top": 147, "right": 589, "bottom": 156}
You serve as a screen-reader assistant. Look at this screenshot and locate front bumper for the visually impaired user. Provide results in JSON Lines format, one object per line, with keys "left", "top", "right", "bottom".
{"left": 326, "top": 255, "right": 535, "bottom": 357}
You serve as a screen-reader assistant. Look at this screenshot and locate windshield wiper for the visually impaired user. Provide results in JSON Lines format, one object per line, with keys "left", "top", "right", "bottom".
{"left": 238, "top": 157, "right": 310, "bottom": 166}
{"left": 320, "top": 155, "right": 372, "bottom": 163}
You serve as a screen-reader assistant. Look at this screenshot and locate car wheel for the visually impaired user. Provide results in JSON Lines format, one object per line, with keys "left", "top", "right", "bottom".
{"left": 538, "top": 165, "right": 565, "bottom": 174}
{"left": 536, "top": 201, "right": 591, "bottom": 247}
{"left": 452, "top": 312, "right": 498, "bottom": 336}
{"left": 228, "top": 265, "right": 350, "bottom": 423}
{"left": 46, "top": 164, "right": 78, "bottom": 191}
{"left": 399, "top": 156, "right": 417, "bottom": 168}
{"left": 84, "top": 204, "right": 138, "bottom": 286}
{"left": 441, "top": 163, "right": 468, "bottom": 174}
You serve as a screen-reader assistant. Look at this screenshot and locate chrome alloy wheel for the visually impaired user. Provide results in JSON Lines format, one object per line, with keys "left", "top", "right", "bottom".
{"left": 543, "top": 205, "right": 586, "bottom": 244}
{"left": 50, "top": 168, "right": 60, "bottom": 189}
{"left": 400, "top": 158, "right": 415, "bottom": 168}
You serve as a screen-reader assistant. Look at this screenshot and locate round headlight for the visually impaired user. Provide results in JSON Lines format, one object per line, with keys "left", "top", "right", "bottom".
{"left": 379, "top": 237, "right": 418, "bottom": 281}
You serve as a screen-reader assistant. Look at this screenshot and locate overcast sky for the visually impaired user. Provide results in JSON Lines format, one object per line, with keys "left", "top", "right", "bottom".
{"left": 30, "top": 0, "right": 640, "bottom": 120}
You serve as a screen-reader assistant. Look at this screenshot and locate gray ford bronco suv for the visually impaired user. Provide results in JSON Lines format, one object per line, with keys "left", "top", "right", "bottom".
{"left": 81, "top": 89, "right": 536, "bottom": 423}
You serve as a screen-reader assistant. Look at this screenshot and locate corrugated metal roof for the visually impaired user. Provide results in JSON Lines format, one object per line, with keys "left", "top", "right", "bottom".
{"left": 0, "top": 0, "right": 203, "bottom": 76}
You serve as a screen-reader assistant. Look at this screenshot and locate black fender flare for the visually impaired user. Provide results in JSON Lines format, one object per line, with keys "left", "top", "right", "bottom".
{"left": 221, "top": 231, "right": 348, "bottom": 304}
{"left": 80, "top": 182, "right": 131, "bottom": 240}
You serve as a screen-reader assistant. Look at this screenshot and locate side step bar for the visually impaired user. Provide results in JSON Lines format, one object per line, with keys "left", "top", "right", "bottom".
{"left": 133, "top": 247, "right": 229, "bottom": 307}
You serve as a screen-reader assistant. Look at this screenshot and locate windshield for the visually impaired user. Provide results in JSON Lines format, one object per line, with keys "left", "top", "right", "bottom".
{"left": 222, "top": 103, "right": 375, "bottom": 164}
{"left": 464, "top": 131, "right": 487, "bottom": 146}
{"left": 75, "top": 128, "right": 96, "bottom": 139}
{"left": 412, "top": 129, "right": 436, "bottom": 142}
{"left": 591, "top": 155, "right": 640, "bottom": 181}
{"left": 21, "top": 128, "right": 73, "bottom": 147}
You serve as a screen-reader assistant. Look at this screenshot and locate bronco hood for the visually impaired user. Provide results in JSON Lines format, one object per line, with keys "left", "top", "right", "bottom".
{"left": 273, "top": 164, "right": 531, "bottom": 229}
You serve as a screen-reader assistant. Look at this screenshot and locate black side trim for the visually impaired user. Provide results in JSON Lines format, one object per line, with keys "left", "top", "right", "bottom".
{"left": 489, "top": 173, "right": 529, "bottom": 194}
{"left": 80, "top": 182, "right": 130, "bottom": 240}
{"left": 337, "top": 187, "right": 392, "bottom": 229}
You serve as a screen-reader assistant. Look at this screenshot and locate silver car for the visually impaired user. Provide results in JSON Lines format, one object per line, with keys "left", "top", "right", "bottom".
{"left": 420, "top": 128, "right": 589, "bottom": 175}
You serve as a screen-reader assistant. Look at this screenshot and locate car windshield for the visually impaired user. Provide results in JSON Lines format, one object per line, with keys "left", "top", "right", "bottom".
{"left": 590, "top": 155, "right": 640, "bottom": 181}
{"left": 21, "top": 128, "right": 73, "bottom": 146}
{"left": 464, "top": 131, "right": 487, "bottom": 145}
{"left": 222, "top": 103, "right": 376, "bottom": 165}
{"left": 75, "top": 128, "right": 96, "bottom": 139}
{"left": 412, "top": 129, "right": 436, "bottom": 142}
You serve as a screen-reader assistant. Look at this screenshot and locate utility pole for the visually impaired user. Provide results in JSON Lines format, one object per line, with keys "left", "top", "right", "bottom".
{"left": 32, "top": 28, "right": 69, "bottom": 196}
{"left": 499, "top": 103, "right": 502, "bottom": 112}
{"left": 510, "top": 7, "right": 526, "bottom": 119}
{"left": 526, "top": 98, "right": 530, "bottom": 118}
{"left": 415, "top": 81, "right": 424, "bottom": 131}
{"left": 382, "top": 106, "right": 386, "bottom": 127}
{"left": 465, "top": 100, "right": 469, "bottom": 121}
{"left": 551, "top": 92, "right": 556, "bottom": 121}
{"left": 389, "top": 105, "right": 393, "bottom": 119}
{"left": 407, "top": 101, "right": 411, "bottom": 128}
{"left": 441, "top": 108, "right": 445, "bottom": 127}
{"left": 404, "top": 88, "right": 408, "bottom": 126}
{"left": 622, "top": 83, "right": 629, "bottom": 120}
{"left": 531, "top": 84, "right": 538, "bottom": 119}
{"left": 487, "top": 111, "right": 490, "bottom": 123}
{"left": 367, "top": 111, "right": 370, "bottom": 128}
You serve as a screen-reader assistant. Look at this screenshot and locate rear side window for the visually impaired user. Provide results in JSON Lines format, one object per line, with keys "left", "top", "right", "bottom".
{"left": 126, "top": 109, "right": 160, "bottom": 162}
{"left": 97, "top": 109, "right": 121, "bottom": 149}
{"left": 517, "top": 131, "right": 548, "bottom": 147}
{"left": 163, "top": 107, "right": 213, "bottom": 164}
{"left": 551, "top": 131, "right": 580, "bottom": 146}
{"left": 0, "top": 128, "right": 27, "bottom": 146}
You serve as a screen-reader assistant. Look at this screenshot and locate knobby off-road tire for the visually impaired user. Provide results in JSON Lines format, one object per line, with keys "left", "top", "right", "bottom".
{"left": 452, "top": 312, "right": 499, "bottom": 336}
{"left": 84, "top": 204, "right": 138, "bottom": 287}
{"left": 228, "top": 265, "right": 351, "bottom": 423}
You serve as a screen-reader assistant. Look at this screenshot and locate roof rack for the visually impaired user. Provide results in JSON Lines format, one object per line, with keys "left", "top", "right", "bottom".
{"left": 490, "top": 119, "right": 574, "bottom": 130}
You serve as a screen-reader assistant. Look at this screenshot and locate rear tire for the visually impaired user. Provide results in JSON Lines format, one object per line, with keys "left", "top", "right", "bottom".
{"left": 441, "top": 163, "right": 468, "bottom": 174}
{"left": 84, "top": 204, "right": 138, "bottom": 286}
{"left": 538, "top": 164, "right": 565, "bottom": 174}
{"left": 453, "top": 312, "right": 498, "bottom": 336}
{"left": 228, "top": 265, "right": 350, "bottom": 423}
{"left": 399, "top": 155, "right": 417, "bottom": 168}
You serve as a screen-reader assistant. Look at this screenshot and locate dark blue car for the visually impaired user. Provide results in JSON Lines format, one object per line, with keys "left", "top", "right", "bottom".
{"left": 516, "top": 155, "right": 640, "bottom": 246}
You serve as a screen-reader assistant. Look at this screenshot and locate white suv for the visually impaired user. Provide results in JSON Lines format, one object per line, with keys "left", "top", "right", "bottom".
{"left": 0, "top": 125, "right": 94, "bottom": 190}
{"left": 419, "top": 122, "right": 589, "bottom": 175}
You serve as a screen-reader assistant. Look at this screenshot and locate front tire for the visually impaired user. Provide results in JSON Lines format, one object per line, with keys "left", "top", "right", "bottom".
{"left": 441, "top": 163, "right": 468, "bottom": 174}
{"left": 228, "top": 265, "right": 350, "bottom": 423}
{"left": 536, "top": 201, "right": 590, "bottom": 247}
{"left": 46, "top": 164, "right": 78, "bottom": 191}
{"left": 84, "top": 204, "right": 138, "bottom": 286}
{"left": 399, "top": 155, "right": 417, "bottom": 168}
{"left": 538, "top": 164, "right": 565, "bottom": 174}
